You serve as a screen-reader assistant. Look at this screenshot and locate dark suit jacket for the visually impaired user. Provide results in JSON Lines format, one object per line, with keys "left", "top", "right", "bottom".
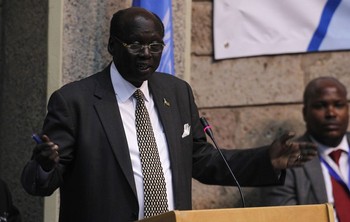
{"left": 0, "top": 179, "right": 21, "bottom": 222}
{"left": 22, "top": 65, "right": 283, "bottom": 222}
{"left": 260, "top": 133, "right": 345, "bottom": 206}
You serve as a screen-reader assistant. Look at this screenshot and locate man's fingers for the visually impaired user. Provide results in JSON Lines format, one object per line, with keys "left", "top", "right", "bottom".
{"left": 289, "top": 143, "right": 317, "bottom": 167}
{"left": 299, "top": 142, "right": 318, "bottom": 155}
{"left": 279, "top": 131, "right": 296, "bottom": 145}
{"left": 49, "top": 149, "right": 59, "bottom": 161}
{"left": 41, "top": 134, "right": 51, "bottom": 143}
{"left": 33, "top": 142, "right": 59, "bottom": 160}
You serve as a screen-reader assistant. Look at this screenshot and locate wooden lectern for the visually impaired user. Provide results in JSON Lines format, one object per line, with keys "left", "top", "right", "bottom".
{"left": 138, "top": 204, "right": 334, "bottom": 222}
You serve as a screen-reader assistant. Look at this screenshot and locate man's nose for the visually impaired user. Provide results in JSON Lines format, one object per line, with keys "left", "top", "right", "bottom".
{"left": 325, "top": 106, "right": 337, "bottom": 117}
{"left": 140, "top": 45, "right": 151, "bottom": 56}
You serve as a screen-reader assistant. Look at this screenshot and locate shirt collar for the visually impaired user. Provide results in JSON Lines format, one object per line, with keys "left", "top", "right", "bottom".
{"left": 110, "top": 62, "right": 150, "bottom": 102}
{"left": 309, "top": 134, "right": 349, "bottom": 156}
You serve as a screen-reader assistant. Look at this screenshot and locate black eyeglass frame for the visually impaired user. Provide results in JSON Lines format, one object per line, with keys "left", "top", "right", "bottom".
{"left": 112, "top": 36, "right": 165, "bottom": 54}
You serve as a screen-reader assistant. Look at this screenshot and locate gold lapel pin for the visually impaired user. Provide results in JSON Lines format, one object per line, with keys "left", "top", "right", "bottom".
{"left": 163, "top": 98, "right": 170, "bottom": 107}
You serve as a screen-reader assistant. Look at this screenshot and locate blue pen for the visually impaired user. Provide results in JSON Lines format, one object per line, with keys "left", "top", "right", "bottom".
{"left": 32, "top": 134, "right": 43, "bottom": 144}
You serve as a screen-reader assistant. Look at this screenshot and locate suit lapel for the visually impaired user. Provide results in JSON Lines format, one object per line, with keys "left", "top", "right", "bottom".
{"left": 303, "top": 157, "right": 328, "bottom": 203}
{"left": 93, "top": 68, "right": 137, "bottom": 197}
{"left": 150, "top": 81, "right": 179, "bottom": 156}
{"left": 301, "top": 134, "right": 328, "bottom": 203}
{"left": 149, "top": 78, "right": 182, "bottom": 198}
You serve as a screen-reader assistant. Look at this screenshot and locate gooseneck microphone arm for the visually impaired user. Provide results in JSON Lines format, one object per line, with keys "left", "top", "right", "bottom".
{"left": 200, "top": 117, "right": 246, "bottom": 208}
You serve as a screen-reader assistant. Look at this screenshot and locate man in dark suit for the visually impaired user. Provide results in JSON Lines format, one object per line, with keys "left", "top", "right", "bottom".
{"left": 21, "top": 7, "right": 317, "bottom": 222}
{"left": 261, "top": 77, "right": 350, "bottom": 222}
{"left": 0, "top": 178, "right": 21, "bottom": 222}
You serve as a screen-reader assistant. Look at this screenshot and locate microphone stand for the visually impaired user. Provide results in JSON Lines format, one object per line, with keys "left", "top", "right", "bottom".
{"left": 200, "top": 117, "right": 246, "bottom": 208}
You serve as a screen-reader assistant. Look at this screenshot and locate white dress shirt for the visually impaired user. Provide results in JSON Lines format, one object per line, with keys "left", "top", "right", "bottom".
{"left": 110, "top": 63, "right": 174, "bottom": 219}
{"left": 311, "top": 135, "right": 349, "bottom": 222}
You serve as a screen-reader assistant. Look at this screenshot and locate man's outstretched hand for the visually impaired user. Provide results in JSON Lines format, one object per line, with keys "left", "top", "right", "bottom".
{"left": 269, "top": 132, "right": 317, "bottom": 169}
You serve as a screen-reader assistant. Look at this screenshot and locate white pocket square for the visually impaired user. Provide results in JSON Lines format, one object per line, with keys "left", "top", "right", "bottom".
{"left": 182, "top": 123, "right": 191, "bottom": 138}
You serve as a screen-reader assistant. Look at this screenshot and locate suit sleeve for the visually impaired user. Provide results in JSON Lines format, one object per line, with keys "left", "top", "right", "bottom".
{"left": 260, "top": 168, "right": 298, "bottom": 206}
{"left": 21, "top": 90, "right": 76, "bottom": 196}
{"left": 0, "top": 179, "right": 22, "bottom": 222}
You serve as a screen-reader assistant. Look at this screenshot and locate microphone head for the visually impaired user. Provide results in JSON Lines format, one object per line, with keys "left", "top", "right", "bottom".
{"left": 200, "top": 117, "right": 214, "bottom": 138}
{"left": 200, "top": 117, "right": 209, "bottom": 128}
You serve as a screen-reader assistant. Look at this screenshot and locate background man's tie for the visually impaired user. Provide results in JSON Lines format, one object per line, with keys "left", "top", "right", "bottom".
{"left": 329, "top": 149, "right": 350, "bottom": 222}
{"left": 134, "top": 89, "right": 168, "bottom": 218}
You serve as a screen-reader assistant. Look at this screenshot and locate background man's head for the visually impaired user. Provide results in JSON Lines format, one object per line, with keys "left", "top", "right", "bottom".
{"left": 303, "top": 76, "right": 349, "bottom": 147}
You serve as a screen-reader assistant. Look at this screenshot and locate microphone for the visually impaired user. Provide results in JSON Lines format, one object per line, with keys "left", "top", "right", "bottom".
{"left": 200, "top": 117, "right": 246, "bottom": 208}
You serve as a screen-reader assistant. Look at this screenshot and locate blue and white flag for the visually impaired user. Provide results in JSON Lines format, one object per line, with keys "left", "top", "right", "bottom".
{"left": 133, "top": 0, "right": 175, "bottom": 75}
{"left": 214, "top": 0, "right": 350, "bottom": 59}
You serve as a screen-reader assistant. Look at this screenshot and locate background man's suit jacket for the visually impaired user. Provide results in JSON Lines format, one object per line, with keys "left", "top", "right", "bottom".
{"left": 260, "top": 133, "right": 349, "bottom": 205}
{"left": 22, "top": 64, "right": 283, "bottom": 222}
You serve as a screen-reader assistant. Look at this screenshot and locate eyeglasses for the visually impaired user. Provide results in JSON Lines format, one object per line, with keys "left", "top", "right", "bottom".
{"left": 112, "top": 36, "right": 165, "bottom": 54}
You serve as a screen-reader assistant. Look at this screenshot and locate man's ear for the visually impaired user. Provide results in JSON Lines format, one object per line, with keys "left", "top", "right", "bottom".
{"left": 302, "top": 106, "right": 307, "bottom": 122}
{"left": 108, "top": 37, "right": 114, "bottom": 55}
